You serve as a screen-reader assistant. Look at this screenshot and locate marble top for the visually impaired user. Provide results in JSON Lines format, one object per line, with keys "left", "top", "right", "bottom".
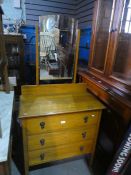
{"left": 0, "top": 91, "right": 14, "bottom": 162}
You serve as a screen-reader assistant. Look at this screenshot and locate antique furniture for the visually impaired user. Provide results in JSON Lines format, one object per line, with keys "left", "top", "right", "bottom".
{"left": 0, "top": 91, "right": 14, "bottom": 175}
{"left": 78, "top": 0, "right": 131, "bottom": 173}
{"left": 0, "top": 6, "right": 9, "bottom": 92}
{"left": 4, "top": 34, "right": 24, "bottom": 90}
{"left": 78, "top": 0, "right": 131, "bottom": 124}
{"left": 19, "top": 83, "right": 105, "bottom": 175}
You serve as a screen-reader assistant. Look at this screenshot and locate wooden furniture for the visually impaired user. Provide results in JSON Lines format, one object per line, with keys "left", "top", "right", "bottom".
{"left": 78, "top": 0, "right": 131, "bottom": 124}
{"left": 19, "top": 83, "right": 105, "bottom": 175}
{"left": 4, "top": 35, "right": 24, "bottom": 88}
{"left": 78, "top": 0, "right": 131, "bottom": 172}
{"left": 86, "top": 0, "right": 131, "bottom": 94}
{"left": 0, "top": 6, "right": 9, "bottom": 92}
{"left": 0, "top": 91, "right": 14, "bottom": 175}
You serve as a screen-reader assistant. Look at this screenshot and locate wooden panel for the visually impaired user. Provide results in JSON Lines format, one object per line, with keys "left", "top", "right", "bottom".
{"left": 76, "top": 9, "right": 93, "bottom": 19}
{"left": 78, "top": 15, "right": 93, "bottom": 24}
{"left": 4, "top": 35, "right": 25, "bottom": 86}
{"left": 21, "top": 83, "right": 87, "bottom": 95}
{"left": 73, "top": 30, "right": 80, "bottom": 83}
{"left": 25, "top": 0, "right": 76, "bottom": 25}
{"left": 76, "top": 0, "right": 94, "bottom": 9}
{"left": 20, "top": 93, "right": 104, "bottom": 117}
{"left": 76, "top": 3, "right": 94, "bottom": 15}
{"left": 28, "top": 140, "right": 93, "bottom": 166}
{"left": 26, "top": 0, "right": 76, "bottom": 5}
{"left": 78, "top": 71, "right": 131, "bottom": 124}
{"left": 24, "top": 111, "right": 99, "bottom": 135}
{"left": 19, "top": 84, "right": 105, "bottom": 118}
{"left": 25, "top": 0, "right": 95, "bottom": 29}
{"left": 0, "top": 13, "right": 9, "bottom": 92}
{"left": 0, "top": 162, "right": 9, "bottom": 175}
{"left": 26, "top": 8, "right": 74, "bottom": 16}
{"left": 75, "top": 0, "right": 95, "bottom": 29}
{"left": 28, "top": 126, "right": 96, "bottom": 151}
{"left": 26, "top": 0, "right": 75, "bottom": 8}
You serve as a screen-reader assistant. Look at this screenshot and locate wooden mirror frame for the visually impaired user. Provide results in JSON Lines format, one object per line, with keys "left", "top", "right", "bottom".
{"left": 36, "top": 24, "right": 80, "bottom": 84}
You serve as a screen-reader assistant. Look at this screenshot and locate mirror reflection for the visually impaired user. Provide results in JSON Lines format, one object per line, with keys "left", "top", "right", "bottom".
{"left": 39, "top": 15, "right": 78, "bottom": 81}
{"left": 112, "top": 0, "right": 131, "bottom": 85}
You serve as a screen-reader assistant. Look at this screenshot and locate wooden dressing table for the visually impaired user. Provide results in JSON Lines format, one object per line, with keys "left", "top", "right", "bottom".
{"left": 19, "top": 83, "right": 105, "bottom": 175}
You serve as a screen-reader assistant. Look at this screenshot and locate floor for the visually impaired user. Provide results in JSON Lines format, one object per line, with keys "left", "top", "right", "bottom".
{"left": 11, "top": 159, "right": 92, "bottom": 175}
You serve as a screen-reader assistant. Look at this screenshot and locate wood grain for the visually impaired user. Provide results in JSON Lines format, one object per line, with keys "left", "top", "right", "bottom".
{"left": 19, "top": 83, "right": 104, "bottom": 173}
{"left": 73, "top": 29, "right": 80, "bottom": 83}
{"left": 24, "top": 111, "right": 99, "bottom": 135}
{"left": 19, "top": 84, "right": 105, "bottom": 118}
{"left": 28, "top": 140, "right": 93, "bottom": 166}
{"left": 21, "top": 83, "right": 87, "bottom": 95}
{"left": 28, "top": 126, "right": 96, "bottom": 151}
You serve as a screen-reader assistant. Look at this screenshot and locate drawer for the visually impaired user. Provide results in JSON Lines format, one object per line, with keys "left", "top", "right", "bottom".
{"left": 25, "top": 111, "right": 99, "bottom": 135}
{"left": 28, "top": 140, "right": 93, "bottom": 166}
{"left": 28, "top": 126, "right": 96, "bottom": 151}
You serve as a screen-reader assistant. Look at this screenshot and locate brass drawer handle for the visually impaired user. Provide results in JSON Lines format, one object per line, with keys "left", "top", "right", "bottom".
{"left": 80, "top": 146, "right": 84, "bottom": 152}
{"left": 82, "top": 132, "right": 87, "bottom": 139}
{"left": 40, "top": 153, "right": 45, "bottom": 160}
{"left": 40, "top": 122, "right": 45, "bottom": 129}
{"left": 84, "top": 116, "right": 88, "bottom": 123}
{"left": 40, "top": 139, "right": 45, "bottom": 146}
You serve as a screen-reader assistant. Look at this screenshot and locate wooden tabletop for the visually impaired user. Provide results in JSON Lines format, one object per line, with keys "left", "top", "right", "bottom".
{"left": 19, "top": 84, "right": 105, "bottom": 118}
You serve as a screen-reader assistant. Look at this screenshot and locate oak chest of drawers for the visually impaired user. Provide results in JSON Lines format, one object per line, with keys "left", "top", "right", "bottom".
{"left": 19, "top": 83, "right": 105, "bottom": 175}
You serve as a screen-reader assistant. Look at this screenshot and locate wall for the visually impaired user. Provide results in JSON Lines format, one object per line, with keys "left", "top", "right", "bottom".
{"left": 25, "top": 0, "right": 95, "bottom": 29}
{"left": 75, "top": 0, "right": 95, "bottom": 29}
{"left": 25, "top": 0, "right": 76, "bottom": 26}
{"left": 1, "top": 0, "right": 25, "bottom": 24}
{"left": 2, "top": 0, "right": 95, "bottom": 28}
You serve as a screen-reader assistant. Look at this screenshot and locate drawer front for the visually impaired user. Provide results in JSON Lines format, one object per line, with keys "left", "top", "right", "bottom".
{"left": 25, "top": 111, "right": 99, "bottom": 135}
{"left": 28, "top": 140, "right": 93, "bottom": 166}
{"left": 28, "top": 126, "right": 96, "bottom": 151}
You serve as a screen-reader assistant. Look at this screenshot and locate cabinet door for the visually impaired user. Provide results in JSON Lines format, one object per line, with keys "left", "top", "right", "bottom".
{"left": 4, "top": 36, "right": 24, "bottom": 85}
{"left": 89, "top": 0, "right": 114, "bottom": 73}
{"left": 107, "top": 0, "right": 131, "bottom": 86}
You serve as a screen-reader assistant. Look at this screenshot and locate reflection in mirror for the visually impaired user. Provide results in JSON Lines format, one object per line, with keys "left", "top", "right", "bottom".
{"left": 39, "top": 15, "right": 78, "bottom": 81}
{"left": 113, "top": 0, "right": 131, "bottom": 85}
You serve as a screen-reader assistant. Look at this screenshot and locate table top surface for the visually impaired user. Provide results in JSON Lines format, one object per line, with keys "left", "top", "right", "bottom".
{"left": 0, "top": 91, "right": 14, "bottom": 162}
{"left": 19, "top": 84, "right": 105, "bottom": 118}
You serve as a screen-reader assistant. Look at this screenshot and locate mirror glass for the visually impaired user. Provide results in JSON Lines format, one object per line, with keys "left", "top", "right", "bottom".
{"left": 92, "top": 0, "right": 113, "bottom": 71}
{"left": 112, "top": 0, "right": 131, "bottom": 85}
{"left": 39, "top": 15, "right": 78, "bottom": 81}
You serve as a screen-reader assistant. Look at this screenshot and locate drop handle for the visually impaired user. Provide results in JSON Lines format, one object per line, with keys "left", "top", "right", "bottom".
{"left": 84, "top": 116, "right": 88, "bottom": 123}
{"left": 82, "top": 132, "right": 87, "bottom": 139}
{"left": 80, "top": 146, "right": 84, "bottom": 152}
{"left": 40, "top": 139, "right": 45, "bottom": 146}
{"left": 40, "top": 122, "right": 45, "bottom": 129}
{"left": 40, "top": 153, "right": 45, "bottom": 160}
